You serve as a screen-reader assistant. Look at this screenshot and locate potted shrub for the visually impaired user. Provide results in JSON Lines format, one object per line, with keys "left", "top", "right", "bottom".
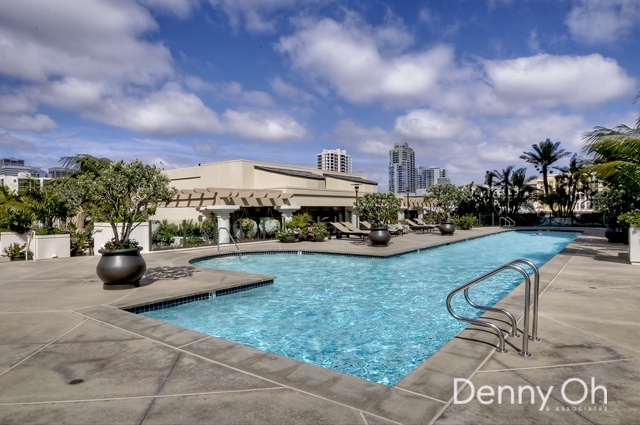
{"left": 276, "top": 223, "right": 298, "bottom": 243}
{"left": 619, "top": 209, "right": 640, "bottom": 264}
{"left": 425, "top": 184, "right": 468, "bottom": 235}
{"left": 61, "top": 159, "right": 177, "bottom": 289}
{"left": 354, "top": 193, "right": 402, "bottom": 246}
{"left": 457, "top": 215, "right": 477, "bottom": 230}
{"left": 593, "top": 189, "right": 633, "bottom": 243}
{"left": 2, "top": 242, "right": 33, "bottom": 261}
{"left": 307, "top": 222, "right": 329, "bottom": 242}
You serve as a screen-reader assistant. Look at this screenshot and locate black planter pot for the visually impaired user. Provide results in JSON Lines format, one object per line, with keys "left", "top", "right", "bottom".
{"left": 604, "top": 225, "right": 628, "bottom": 244}
{"left": 97, "top": 247, "right": 146, "bottom": 290}
{"left": 439, "top": 222, "right": 456, "bottom": 235}
{"left": 281, "top": 235, "right": 297, "bottom": 243}
{"left": 369, "top": 228, "right": 391, "bottom": 246}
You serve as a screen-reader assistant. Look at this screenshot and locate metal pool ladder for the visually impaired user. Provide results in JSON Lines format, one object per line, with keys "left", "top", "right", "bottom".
{"left": 446, "top": 259, "right": 540, "bottom": 357}
{"left": 217, "top": 227, "right": 241, "bottom": 255}
{"left": 499, "top": 216, "right": 515, "bottom": 228}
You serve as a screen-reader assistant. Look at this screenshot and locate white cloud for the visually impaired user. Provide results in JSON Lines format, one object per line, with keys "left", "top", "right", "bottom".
{"left": 208, "top": 0, "right": 297, "bottom": 33}
{"left": 484, "top": 54, "right": 637, "bottom": 109}
{"left": 277, "top": 17, "right": 457, "bottom": 106}
{"left": 270, "top": 77, "right": 316, "bottom": 103}
{"left": 565, "top": 0, "right": 640, "bottom": 44}
{"left": 394, "top": 110, "right": 482, "bottom": 142}
{"left": 221, "top": 110, "right": 308, "bottom": 141}
{"left": 0, "top": 0, "right": 173, "bottom": 85}
{"left": 94, "top": 90, "right": 223, "bottom": 136}
{"left": 0, "top": 132, "right": 36, "bottom": 150}
{"left": 0, "top": 113, "right": 57, "bottom": 132}
{"left": 333, "top": 119, "right": 395, "bottom": 156}
{"left": 139, "top": 0, "right": 199, "bottom": 18}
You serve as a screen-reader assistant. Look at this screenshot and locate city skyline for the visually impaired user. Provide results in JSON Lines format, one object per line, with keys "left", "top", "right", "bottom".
{"left": 0, "top": 1, "right": 638, "bottom": 191}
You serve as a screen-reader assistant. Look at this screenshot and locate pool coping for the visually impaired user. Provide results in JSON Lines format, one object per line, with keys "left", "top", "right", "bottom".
{"left": 100, "top": 228, "right": 584, "bottom": 423}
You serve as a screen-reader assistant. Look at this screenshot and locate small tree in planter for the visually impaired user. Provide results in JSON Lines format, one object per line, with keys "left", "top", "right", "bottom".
{"left": 354, "top": 193, "right": 402, "bottom": 246}
{"left": 424, "top": 184, "right": 469, "bottom": 235}
{"left": 62, "top": 159, "right": 177, "bottom": 288}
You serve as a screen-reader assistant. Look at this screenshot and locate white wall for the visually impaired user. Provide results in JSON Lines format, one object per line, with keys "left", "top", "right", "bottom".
{"left": 93, "top": 222, "right": 152, "bottom": 254}
{"left": 33, "top": 234, "right": 70, "bottom": 259}
{"left": 1, "top": 232, "right": 28, "bottom": 255}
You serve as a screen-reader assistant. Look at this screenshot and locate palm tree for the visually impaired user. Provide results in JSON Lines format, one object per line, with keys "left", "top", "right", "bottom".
{"left": 582, "top": 119, "right": 640, "bottom": 195}
{"left": 59, "top": 154, "right": 111, "bottom": 175}
{"left": 520, "top": 139, "right": 571, "bottom": 198}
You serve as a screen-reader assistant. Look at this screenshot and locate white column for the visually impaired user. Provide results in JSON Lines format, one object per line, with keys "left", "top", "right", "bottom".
{"left": 204, "top": 206, "right": 239, "bottom": 244}
{"left": 277, "top": 206, "right": 300, "bottom": 227}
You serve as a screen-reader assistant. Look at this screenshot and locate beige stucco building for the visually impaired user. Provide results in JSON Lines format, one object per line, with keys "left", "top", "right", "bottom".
{"left": 152, "top": 159, "right": 379, "bottom": 242}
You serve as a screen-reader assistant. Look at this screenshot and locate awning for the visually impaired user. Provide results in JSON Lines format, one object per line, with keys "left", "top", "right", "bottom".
{"left": 166, "top": 187, "right": 291, "bottom": 208}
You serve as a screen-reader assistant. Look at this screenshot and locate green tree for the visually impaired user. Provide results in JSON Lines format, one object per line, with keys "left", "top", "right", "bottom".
{"left": 20, "top": 184, "right": 69, "bottom": 230}
{"left": 489, "top": 166, "right": 536, "bottom": 215}
{"left": 582, "top": 113, "right": 640, "bottom": 197}
{"left": 520, "top": 139, "right": 571, "bottom": 199}
{"left": 424, "top": 184, "right": 469, "bottom": 221}
{"left": 545, "top": 154, "right": 594, "bottom": 216}
{"left": 354, "top": 192, "right": 402, "bottom": 227}
{"left": 61, "top": 159, "right": 177, "bottom": 248}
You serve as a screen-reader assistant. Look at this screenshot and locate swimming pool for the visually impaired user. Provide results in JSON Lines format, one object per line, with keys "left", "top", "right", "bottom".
{"left": 141, "top": 231, "right": 579, "bottom": 385}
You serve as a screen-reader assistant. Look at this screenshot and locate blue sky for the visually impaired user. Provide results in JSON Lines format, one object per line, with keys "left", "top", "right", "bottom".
{"left": 0, "top": 0, "right": 638, "bottom": 190}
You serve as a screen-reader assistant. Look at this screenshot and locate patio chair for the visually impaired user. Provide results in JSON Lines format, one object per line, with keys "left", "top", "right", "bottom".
{"left": 343, "top": 222, "right": 371, "bottom": 235}
{"left": 359, "top": 221, "right": 372, "bottom": 230}
{"left": 330, "top": 222, "right": 368, "bottom": 240}
{"left": 406, "top": 219, "right": 436, "bottom": 233}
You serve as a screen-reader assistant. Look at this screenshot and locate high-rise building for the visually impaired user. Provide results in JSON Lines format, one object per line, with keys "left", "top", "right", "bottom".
{"left": 0, "top": 157, "right": 47, "bottom": 177}
{"left": 316, "top": 149, "right": 352, "bottom": 173}
{"left": 417, "top": 166, "right": 448, "bottom": 189}
{"left": 388, "top": 142, "right": 416, "bottom": 193}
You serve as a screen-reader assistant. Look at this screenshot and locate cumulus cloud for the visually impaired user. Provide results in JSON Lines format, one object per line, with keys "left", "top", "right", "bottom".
{"left": 139, "top": 0, "right": 199, "bottom": 18}
{"left": 0, "top": 113, "right": 57, "bottom": 132}
{"left": 0, "top": 132, "right": 36, "bottom": 150}
{"left": 394, "top": 110, "right": 482, "bottom": 142}
{"left": 208, "top": 0, "right": 297, "bottom": 33}
{"left": 0, "top": 0, "right": 173, "bottom": 85}
{"left": 484, "top": 54, "right": 637, "bottom": 109}
{"left": 565, "top": 0, "right": 640, "bottom": 44}
{"left": 276, "top": 17, "right": 457, "bottom": 106}
{"left": 270, "top": 77, "right": 316, "bottom": 103}
{"left": 333, "top": 119, "right": 395, "bottom": 156}
{"left": 221, "top": 110, "right": 308, "bottom": 141}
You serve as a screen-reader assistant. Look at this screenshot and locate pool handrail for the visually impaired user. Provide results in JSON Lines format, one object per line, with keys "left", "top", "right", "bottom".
{"left": 217, "top": 227, "right": 240, "bottom": 254}
{"left": 446, "top": 259, "right": 540, "bottom": 356}
{"left": 499, "top": 216, "right": 515, "bottom": 228}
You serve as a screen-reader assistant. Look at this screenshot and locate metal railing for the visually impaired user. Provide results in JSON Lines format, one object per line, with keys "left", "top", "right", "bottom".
{"left": 446, "top": 259, "right": 540, "bottom": 356}
{"left": 217, "top": 227, "right": 240, "bottom": 254}
{"left": 499, "top": 216, "right": 515, "bottom": 228}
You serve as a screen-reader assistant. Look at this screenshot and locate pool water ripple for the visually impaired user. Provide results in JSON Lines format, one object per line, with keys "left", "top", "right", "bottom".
{"left": 142, "top": 231, "right": 578, "bottom": 385}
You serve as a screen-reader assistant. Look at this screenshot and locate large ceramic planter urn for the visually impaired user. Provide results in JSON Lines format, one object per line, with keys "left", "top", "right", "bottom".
{"left": 439, "top": 222, "right": 456, "bottom": 235}
{"left": 604, "top": 225, "right": 627, "bottom": 244}
{"left": 97, "top": 247, "right": 146, "bottom": 290}
{"left": 369, "top": 228, "right": 391, "bottom": 246}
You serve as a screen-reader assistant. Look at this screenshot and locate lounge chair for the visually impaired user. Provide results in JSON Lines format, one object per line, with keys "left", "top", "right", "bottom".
{"left": 330, "top": 222, "right": 369, "bottom": 239}
{"left": 343, "top": 222, "right": 370, "bottom": 234}
{"left": 359, "top": 221, "right": 372, "bottom": 230}
{"left": 405, "top": 219, "right": 436, "bottom": 233}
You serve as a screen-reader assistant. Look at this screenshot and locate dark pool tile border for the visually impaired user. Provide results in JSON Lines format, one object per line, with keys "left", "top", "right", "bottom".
{"left": 124, "top": 279, "right": 274, "bottom": 314}
{"left": 188, "top": 231, "right": 517, "bottom": 263}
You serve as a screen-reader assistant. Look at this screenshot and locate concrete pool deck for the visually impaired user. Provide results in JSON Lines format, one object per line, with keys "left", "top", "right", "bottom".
{"left": 0, "top": 227, "right": 638, "bottom": 424}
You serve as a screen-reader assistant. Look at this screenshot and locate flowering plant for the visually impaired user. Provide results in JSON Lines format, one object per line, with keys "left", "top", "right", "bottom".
{"left": 104, "top": 238, "right": 139, "bottom": 250}
{"left": 618, "top": 210, "right": 640, "bottom": 229}
{"left": 307, "top": 223, "right": 329, "bottom": 239}
{"left": 2, "top": 242, "right": 33, "bottom": 259}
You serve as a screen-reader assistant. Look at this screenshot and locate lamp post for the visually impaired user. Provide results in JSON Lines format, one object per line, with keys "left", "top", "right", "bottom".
{"left": 351, "top": 184, "right": 360, "bottom": 227}
{"left": 406, "top": 188, "right": 410, "bottom": 220}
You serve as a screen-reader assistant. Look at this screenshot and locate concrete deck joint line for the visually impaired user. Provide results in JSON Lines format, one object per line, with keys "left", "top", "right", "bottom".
{"left": 478, "top": 357, "right": 640, "bottom": 373}
{"left": 394, "top": 386, "right": 448, "bottom": 404}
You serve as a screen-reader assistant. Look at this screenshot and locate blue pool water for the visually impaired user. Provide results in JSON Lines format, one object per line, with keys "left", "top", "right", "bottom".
{"left": 142, "top": 231, "right": 579, "bottom": 385}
